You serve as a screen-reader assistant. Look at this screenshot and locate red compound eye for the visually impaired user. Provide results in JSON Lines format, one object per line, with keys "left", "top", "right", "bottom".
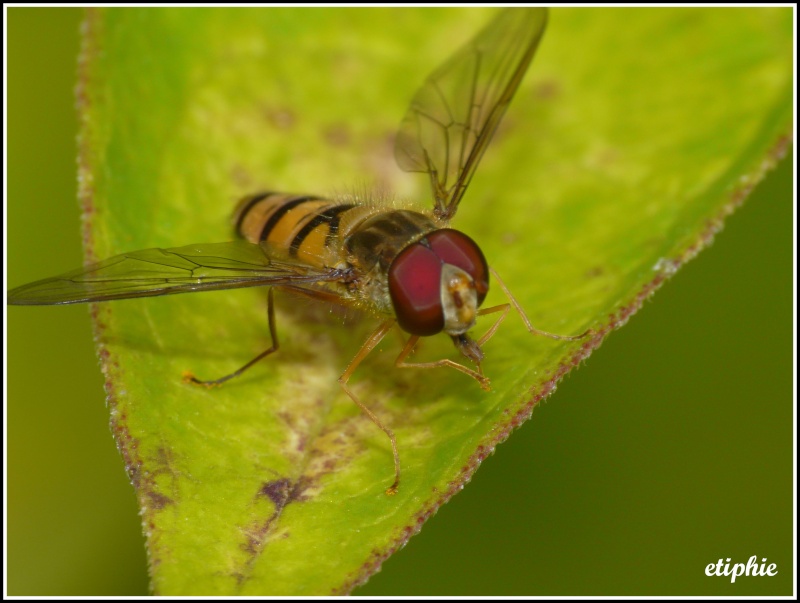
{"left": 388, "top": 242, "right": 444, "bottom": 336}
{"left": 427, "top": 229, "right": 489, "bottom": 304}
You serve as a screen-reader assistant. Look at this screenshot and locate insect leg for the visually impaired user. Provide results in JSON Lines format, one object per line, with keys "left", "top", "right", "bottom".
{"left": 184, "top": 287, "right": 279, "bottom": 387}
{"left": 338, "top": 319, "right": 401, "bottom": 496}
{"left": 278, "top": 284, "right": 351, "bottom": 307}
{"left": 476, "top": 302, "right": 512, "bottom": 346}
{"left": 489, "top": 266, "right": 591, "bottom": 341}
{"left": 395, "top": 335, "right": 491, "bottom": 391}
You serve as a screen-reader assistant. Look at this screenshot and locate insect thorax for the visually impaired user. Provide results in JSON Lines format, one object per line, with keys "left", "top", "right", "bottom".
{"left": 344, "top": 210, "right": 437, "bottom": 313}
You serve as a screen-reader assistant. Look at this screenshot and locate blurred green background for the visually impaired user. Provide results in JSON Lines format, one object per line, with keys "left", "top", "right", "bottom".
{"left": 6, "top": 8, "right": 793, "bottom": 596}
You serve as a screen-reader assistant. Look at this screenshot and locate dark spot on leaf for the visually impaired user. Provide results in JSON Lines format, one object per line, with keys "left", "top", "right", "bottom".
{"left": 289, "top": 476, "right": 313, "bottom": 503}
{"left": 235, "top": 475, "right": 316, "bottom": 583}
{"left": 147, "top": 490, "right": 174, "bottom": 510}
{"left": 258, "top": 478, "right": 292, "bottom": 508}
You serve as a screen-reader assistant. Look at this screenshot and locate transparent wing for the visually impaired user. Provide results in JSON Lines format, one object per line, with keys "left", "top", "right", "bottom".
{"left": 394, "top": 8, "right": 548, "bottom": 223}
{"left": 8, "top": 241, "right": 347, "bottom": 306}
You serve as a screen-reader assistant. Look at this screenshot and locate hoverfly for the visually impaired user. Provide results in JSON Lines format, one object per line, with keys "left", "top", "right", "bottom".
{"left": 8, "top": 8, "right": 587, "bottom": 495}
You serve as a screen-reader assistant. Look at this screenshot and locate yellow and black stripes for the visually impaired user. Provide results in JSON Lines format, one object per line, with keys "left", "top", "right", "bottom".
{"left": 233, "top": 191, "right": 274, "bottom": 236}
{"left": 234, "top": 192, "right": 381, "bottom": 269}
{"left": 234, "top": 192, "right": 439, "bottom": 274}
{"left": 288, "top": 203, "right": 356, "bottom": 255}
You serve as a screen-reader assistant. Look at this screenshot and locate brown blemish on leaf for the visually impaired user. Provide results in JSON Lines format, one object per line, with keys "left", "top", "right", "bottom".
{"left": 289, "top": 475, "right": 314, "bottom": 504}
{"left": 332, "top": 131, "right": 793, "bottom": 595}
{"left": 585, "top": 265, "right": 604, "bottom": 279}
{"left": 532, "top": 78, "right": 560, "bottom": 100}
{"left": 147, "top": 490, "right": 175, "bottom": 511}
{"left": 106, "top": 388, "right": 174, "bottom": 580}
{"left": 235, "top": 475, "right": 314, "bottom": 586}
{"left": 111, "top": 409, "right": 141, "bottom": 487}
{"left": 311, "top": 414, "right": 371, "bottom": 470}
{"left": 258, "top": 478, "right": 292, "bottom": 507}
{"left": 229, "top": 163, "right": 254, "bottom": 188}
{"left": 277, "top": 410, "right": 309, "bottom": 454}
{"left": 232, "top": 407, "right": 380, "bottom": 588}
{"left": 500, "top": 231, "right": 519, "bottom": 245}
{"left": 262, "top": 105, "right": 296, "bottom": 130}
{"left": 323, "top": 123, "right": 351, "bottom": 147}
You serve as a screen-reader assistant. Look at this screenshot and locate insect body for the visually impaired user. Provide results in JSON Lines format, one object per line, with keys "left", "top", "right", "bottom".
{"left": 8, "top": 8, "right": 587, "bottom": 494}
{"left": 235, "top": 192, "right": 487, "bottom": 345}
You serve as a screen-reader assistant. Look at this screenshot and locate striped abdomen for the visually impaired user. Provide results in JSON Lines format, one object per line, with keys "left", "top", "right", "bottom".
{"left": 234, "top": 192, "right": 437, "bottom": 274}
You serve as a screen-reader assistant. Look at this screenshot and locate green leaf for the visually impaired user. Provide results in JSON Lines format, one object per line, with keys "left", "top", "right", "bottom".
{"left": 70, "top": 7, "right": 791, "bottom": 595}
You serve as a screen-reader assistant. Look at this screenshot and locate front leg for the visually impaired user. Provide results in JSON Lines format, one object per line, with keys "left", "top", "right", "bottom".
{"left": 338, "top": 319, "right": 401, "bottom": 495}
{"left": 489, "top": 266, "right": 591, "bottom": 341}
{"left": 395, "top": 335, "right": 491, "bottom": 392}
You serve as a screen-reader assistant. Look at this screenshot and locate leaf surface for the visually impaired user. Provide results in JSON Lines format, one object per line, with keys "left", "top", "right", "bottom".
{"left": 75, "top": 7, "right": 792, "bottom": 595}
